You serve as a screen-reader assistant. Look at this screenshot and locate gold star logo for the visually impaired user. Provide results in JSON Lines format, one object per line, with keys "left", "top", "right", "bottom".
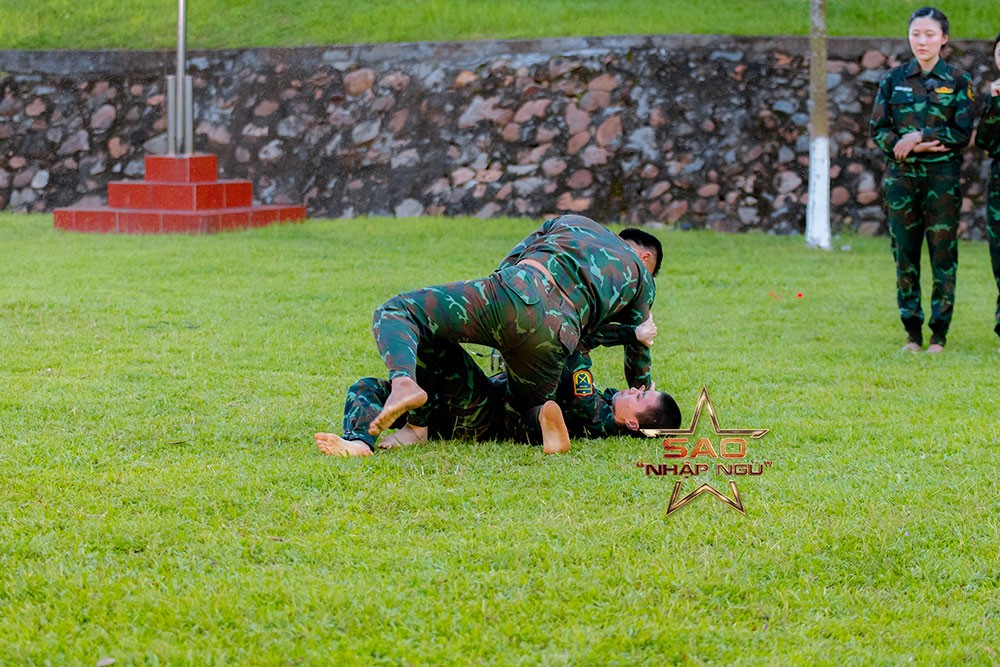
{"left": 640, "top": 386, "right": 769, "bottom": 516}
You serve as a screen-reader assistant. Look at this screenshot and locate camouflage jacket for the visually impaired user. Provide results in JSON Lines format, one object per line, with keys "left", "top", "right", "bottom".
{"left": 870, "top": 58, "right": 975, "bottom": 169}
{"left": 555, "top": 350, "right": 627, "bottom": 438}
{"left": 975, "top": 93, "right": 1000, "bottom": 173}
{"left": 498, "top": 215, "right": 655, "bottom": 388}
{"left": 582, "top": 321, "right": 651, "bottom": 392}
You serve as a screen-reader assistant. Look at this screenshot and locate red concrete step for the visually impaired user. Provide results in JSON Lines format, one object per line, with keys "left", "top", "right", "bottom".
{"left": 54, "top": 205, "right": 307, "bottom": 234}
{"left": 107, "top": 180, "right": 253, "bottom": 210}
{"left": 145, "top": 154, "right": 219, "bottom": 183}
{"left": 54, "top": 152, "right": 308, "bottom": 234}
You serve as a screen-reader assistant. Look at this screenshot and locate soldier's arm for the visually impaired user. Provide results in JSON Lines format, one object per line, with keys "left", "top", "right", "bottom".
{"left": 556, "top": 352, "right": 626, "bottom": 438}
{"left": 870, "top": 75, "right": 901, "bottom": 158}
{"left": 585, "top": 315, "right": 656, "bottom": 350}
{"left": 621, "top": 280, "right": 655, "bottom": 389}
{"left": 923, "top": 72, "right": 975, "bottom": 149}
{"left": 557, "top": 350, "right": 601, "bottom": 432}
{"left": 581, "top": 322, "right": 639, "bottom": 350}
{"left": 624, "top": 342, "right": 653, "bottom": 390}
{"left": 975, "top": 92, "right": 1000, "bottom": 154}
{"left": 580, "top": 318, "right": 654, "bottom": 389}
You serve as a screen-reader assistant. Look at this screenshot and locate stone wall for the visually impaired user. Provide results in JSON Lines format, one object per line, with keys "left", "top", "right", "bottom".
{"left": 0, "top": 35, "right": 996, "bottom": 236}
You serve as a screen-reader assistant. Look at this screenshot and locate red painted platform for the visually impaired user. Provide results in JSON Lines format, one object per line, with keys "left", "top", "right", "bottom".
{"left": 54, "top": 154, "right": 306, "bottom": 234}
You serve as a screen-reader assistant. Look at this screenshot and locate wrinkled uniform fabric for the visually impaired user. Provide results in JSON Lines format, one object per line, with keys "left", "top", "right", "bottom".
{"left": 870, "top": 58, "right": 974, "bottom": 345}
{"left": 975, "top": 92, "right": 1000, "bottom": 336}
{"left": 342, "top": 355, "right": 626, "bottom": 447}
{"left": 556, "top": 351, "right": 628, "bottom": 438}
{"left": 372, "top": 215, "right": 655, "bottom": 435}
{"left": 341, "top": 347, "right": 505, "bottom": 449}
{"left": 555, "top": 322, "right": 642, "bottom": 437}
{"left": 495, "top": 215, "right": 654, "bottom": 388}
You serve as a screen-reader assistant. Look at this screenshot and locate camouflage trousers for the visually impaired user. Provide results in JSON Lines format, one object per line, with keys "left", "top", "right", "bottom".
{"left": 371, "top": 264, "right": 579, "bottom": 440}
{"left": 885, "top": 164, "right": 960, "bottom": 346}
{"left": 988, "top": 167, "right": 1000, "bottom": 337}
{"left": 341, "top": 354, "right": 505, "bottom": 448}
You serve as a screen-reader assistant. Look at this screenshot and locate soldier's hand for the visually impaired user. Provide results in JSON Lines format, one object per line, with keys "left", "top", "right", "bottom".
{"left": 991, "top": 79, "right": 1000, "bottom": 97}
{"left": 893, "top": 131, "right": 923, "bottom": 160}
{"left": 913, "top": 140, "right": 948, "bottom": 153}
{"left": 636, "top": 314, "right": 657, "bottom": 347}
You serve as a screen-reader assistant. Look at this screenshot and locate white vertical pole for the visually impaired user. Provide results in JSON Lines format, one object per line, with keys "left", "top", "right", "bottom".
{"left": 166, "top": 76, "right": 176, "bottom": 155}
{"left": 184, "top": 75, "right": 194, "bottom": 154}
{"left": 806, "top": 0, "right": 832, "bottom": 250}
{"left": 174, "top": 0, "right": 188, "bottom": 154}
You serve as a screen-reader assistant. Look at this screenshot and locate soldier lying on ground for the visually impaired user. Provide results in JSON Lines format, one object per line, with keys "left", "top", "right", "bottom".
{"left": 315, "top": 317, "right": 681, "bottom": 456}
{"left": 365, "top": 215, "right": 663, "bottom": 445}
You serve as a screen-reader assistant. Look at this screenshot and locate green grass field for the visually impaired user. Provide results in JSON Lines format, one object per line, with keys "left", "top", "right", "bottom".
{"left": 1, "top": 0, "right": 996, "bottom": 50}
{"left": 1, "top": 214, "right": 997, "bottom": 664}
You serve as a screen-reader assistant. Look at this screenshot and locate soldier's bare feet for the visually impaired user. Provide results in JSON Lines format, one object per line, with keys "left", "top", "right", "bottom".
{"left": 926, "top": 343, "right": 944, "bottom": 354}
{"left": 901, "top": 342, "right": 921, "bottom": 352}
{"left": 315, "top": 432, "right": 373, "bottom": 457}
{"left": 379, "top": 423, "right": 429, "bottom": 449}
{"left": 369, "top": 376, "right": 427, "bottom": 436}
{"left": 539, "top": 400, "right": 571, "bottom": 455}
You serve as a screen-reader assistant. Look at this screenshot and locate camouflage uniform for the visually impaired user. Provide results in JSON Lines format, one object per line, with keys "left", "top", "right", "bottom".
{"left": 372, "top": 215, "right": 655, "bottom": 434}
{"left": 341, "top": 344, "right": 505, "bottom": 449}
{"left": 556, "top": 351, "right": 628, "bottom": 438}
{"left": 495, "top": 215, "right": 654, "bottom": 388}
{"left": 342, "top": 348, "right": 628, "bottom": 448}
{"left": 975, "top": 92, "right": 1000, "bottom": 337}
{"left": 870, "top": 58, "right": 975, "bottom": 346}
{"left": 556, "top": 322, "right": 643, "bottom": 437}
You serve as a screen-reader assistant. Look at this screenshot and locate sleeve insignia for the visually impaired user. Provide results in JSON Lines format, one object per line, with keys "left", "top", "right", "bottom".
{"left": 573, "top": 370, "right": 594, "bottom": 397}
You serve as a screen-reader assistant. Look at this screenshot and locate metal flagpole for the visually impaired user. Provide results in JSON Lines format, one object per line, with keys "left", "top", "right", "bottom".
{"left": 176, "top": 0, "right": 185, "bottom": 154}
{"left": 167, "top": 0, "right": 191, "bottom": 154}
{"left": 176, "top": 0, "right": 185, "bottom": 100}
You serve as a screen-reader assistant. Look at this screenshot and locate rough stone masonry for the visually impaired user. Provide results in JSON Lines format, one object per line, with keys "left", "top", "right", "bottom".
{"left": 0, "top": 34, "right": 996, "bottom": 236}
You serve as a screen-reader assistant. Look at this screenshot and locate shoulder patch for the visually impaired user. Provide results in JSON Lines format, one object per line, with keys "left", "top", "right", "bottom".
{"left": 968, "top": 81, "right": 975, "bottom": 102}
{"left": 573, "top": 369, "right": 594, "bottom": 397}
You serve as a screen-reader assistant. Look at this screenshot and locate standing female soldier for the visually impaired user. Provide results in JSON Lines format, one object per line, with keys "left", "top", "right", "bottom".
{"left": 975, "top": 32, "right": 1000, "bottom": 351}
{"left": 870, "top": 6, "right": 975, "bottom": 353}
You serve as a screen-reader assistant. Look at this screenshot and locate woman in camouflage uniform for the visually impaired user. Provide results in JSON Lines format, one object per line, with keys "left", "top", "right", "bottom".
{"left": 870, "top": 6, "right": 975, "bottom": 353}
{"left": 975, "top": 32, "right": 1000, "bottom": 351}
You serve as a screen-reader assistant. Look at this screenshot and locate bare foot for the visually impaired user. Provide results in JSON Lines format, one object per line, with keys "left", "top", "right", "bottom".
{"left": 379, "top": 423, "right": 429, "bottom": 449}
{"left": 539, "top": 400, "right": 571, "bottom": 455}
{"left": 369, "top": 376, "right": 428, "bottom": 436}
{"left": 901, "top": 342, "right": 921, "bottom": 352}
{"left": 926, "top": 343, "right": 944, "bottom": 354}
{"left": 315, "top": 432, "right": 373, "bottom": 457}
